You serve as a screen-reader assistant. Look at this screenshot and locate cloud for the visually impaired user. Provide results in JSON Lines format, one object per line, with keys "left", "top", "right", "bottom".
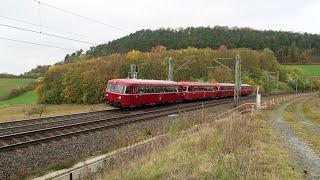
{"left": 0, "top": 0, "right": 319, "bottom": 74}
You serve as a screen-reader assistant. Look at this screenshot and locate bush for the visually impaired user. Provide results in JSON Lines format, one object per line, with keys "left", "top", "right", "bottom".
{"left": 23, "top": 105, "right": 48, "bottom": 117}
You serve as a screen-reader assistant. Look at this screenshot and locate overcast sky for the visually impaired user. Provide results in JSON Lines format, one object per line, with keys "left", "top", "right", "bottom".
{"left": 0, "top": 0, "right": 319, "bottom": 75}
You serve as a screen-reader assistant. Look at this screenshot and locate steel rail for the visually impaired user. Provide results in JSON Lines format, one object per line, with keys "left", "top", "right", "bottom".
{"left": 0, "top": 92, "right": 296, "bottom": 151}
{"left": 0, "top": 96, "right": 255, "bottom": 151}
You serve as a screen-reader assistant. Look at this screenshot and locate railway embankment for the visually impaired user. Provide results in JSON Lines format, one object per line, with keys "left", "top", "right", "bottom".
{"left": 97, "top": 94, "right": 318, "bottom": 179}
{"left": 0, "top": 97, "right": 253, "bottom": 179}
{"left": 0, "top": 93, "right": 315, "bottom": 179}
{"left": 33, "top": 93, "right": 315, "bottom": 180}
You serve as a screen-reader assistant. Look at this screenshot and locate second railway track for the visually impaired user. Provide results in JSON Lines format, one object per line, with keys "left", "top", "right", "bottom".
{"left": 0, "top": 94, "right": 279, "bottom": 152}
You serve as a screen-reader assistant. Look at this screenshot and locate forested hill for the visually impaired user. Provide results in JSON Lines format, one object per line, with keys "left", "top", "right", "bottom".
{"left": 83, "top": 26, "right": 320, "bottom": 64}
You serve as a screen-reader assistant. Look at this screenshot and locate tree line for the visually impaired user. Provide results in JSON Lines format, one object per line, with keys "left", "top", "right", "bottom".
{"left": 36, "top": 46, "right": 318, "bottom": 104}
{"left": 80, "top": 26, "right": 320, "bottom": 64}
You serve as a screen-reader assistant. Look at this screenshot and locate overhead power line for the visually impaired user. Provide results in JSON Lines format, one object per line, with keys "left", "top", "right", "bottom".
{"left": 0, "top": 15, "right": 98, "bottom": 41}
{"left": 0, "top": 23, "right": 98, "bottom": 45}
{"left": 33, "top": 0, "right": 128, "bottom": 33}
{"left": 0, "top": 36, "right": 77, "bottom": 51}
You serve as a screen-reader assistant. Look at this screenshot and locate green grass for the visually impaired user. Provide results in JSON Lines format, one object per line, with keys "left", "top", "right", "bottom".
{"left": 281, "top": 65, "right": 320, "bottom": 76}
{"left": 0, "top": 90, "right": 37, "bottom": 106}
{"left": 0, "top": 78, "right": 35, "bottom": 99}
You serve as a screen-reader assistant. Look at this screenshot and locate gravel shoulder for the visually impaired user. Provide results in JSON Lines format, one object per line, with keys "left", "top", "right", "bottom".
{"left": 272, "top": 96, "right": 320, "bottom": 179}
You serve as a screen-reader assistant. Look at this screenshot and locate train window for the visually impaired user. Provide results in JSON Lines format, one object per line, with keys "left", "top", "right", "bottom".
{"left": 125, "top": 86, "right": 131, "bottom": 94}
{"left": 115, "top": 84, "right": 125, "bottom": 94}
{"left": 183, "top": 86, "right": 187, "bottom": 91}
{"left": 107, "top": 83, "right": 115, "bottom": 92}
{"left": 175, "top": 86, "right": 178, "bottom": 92}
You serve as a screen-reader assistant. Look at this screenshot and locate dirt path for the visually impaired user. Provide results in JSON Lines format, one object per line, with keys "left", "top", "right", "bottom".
{"left": 272, "top": 96, "right": 320, "bottom": 179}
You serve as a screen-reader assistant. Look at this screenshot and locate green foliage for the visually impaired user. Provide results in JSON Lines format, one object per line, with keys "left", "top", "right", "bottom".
{"left": 37, "top": 59, "right": 111, "bottom": 104}
{"left": 38, "top": 47, "right": 284, "bottom": 104}
{"left": 84, "top": 27, "right": 320, "bottom": 64}
{"left": 22, "top": 65, "right": 50, "bottom": 78}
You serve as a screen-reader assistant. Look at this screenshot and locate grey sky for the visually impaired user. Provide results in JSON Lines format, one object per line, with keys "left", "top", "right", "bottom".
{"left": 0, "top": 0, "right": 319, "bottom": 75}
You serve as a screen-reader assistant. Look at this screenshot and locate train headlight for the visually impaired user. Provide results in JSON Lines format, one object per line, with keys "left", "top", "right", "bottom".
{"left": 106, "top": 94, "right": 108, "bottom": 97}
{"left": 118, "top": 96, "right": 121, "bottom": 99}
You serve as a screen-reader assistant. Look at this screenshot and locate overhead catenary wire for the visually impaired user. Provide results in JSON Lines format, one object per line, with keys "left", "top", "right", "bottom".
{"left": 0, "top": 15, "right": 99, "bottom": 41}
{"left": 0, "top": 23, "right": 98, "bottom": 45}
{"left": 0, "top": 36, "right": 77, "bottom": 51}
{"left": 33, "top": 0, "right": 128, "bottom": 33}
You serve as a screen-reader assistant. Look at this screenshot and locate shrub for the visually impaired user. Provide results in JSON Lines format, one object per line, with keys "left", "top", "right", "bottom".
{"left": 23, "top": 105, "right": 48, "bottom": 117}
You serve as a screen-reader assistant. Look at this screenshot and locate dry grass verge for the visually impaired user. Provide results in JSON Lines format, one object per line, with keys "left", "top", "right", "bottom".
{"left": 302, "top": 95, "right": 320, "bottom": 127}
{"left": 0, "top": 104, "right": 112, "bottom": 122}
{"left": 284, "top": 104, "right": 320, "bottom": 154}
{"left": 99, "top": 111, "right": 303, "bottom": 179}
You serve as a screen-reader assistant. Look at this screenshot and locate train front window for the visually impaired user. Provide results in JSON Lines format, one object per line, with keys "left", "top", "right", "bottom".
{"left": 107, "top": 83, "right": 115, "bottom": 92}
{"left": 115, "top": 84, "right": 125, "bottom": 94}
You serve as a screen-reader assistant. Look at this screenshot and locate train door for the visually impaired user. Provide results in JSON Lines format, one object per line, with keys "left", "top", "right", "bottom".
{"left": 132, "top": 86, "right": 138, "bottom": 106}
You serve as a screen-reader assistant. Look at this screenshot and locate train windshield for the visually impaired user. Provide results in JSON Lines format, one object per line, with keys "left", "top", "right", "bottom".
{"left": 106, "top": 83, "right": 115, "bottom": 92}
{"left": 115, "top": 84, "right": 125, "bottom": 94}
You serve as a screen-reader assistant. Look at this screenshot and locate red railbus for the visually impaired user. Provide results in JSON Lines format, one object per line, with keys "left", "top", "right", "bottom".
{"left": 214, "top": 83, "right": 235, "bottom": 97}
{"left": 214, "top": 83, "right": 253, "bottom": 97}
{"left": 180, "top": 82, "right": 217, "bottom": 100}
{"left": 240, "top": 84, "right": 253, "bottom": 96}
{"left": 105, "top": 79, "right": 253, "bottom": 108}
{"left": 105, "top": 79, "right": 183, "bottom": 108}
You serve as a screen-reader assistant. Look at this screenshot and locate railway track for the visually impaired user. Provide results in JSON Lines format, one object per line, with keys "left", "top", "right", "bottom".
{"left": 0, "top": 92, "right": 292, "bottom": 152}
{"left": 0, "top": 96, "right": 258, "bottom": 151}
{"left": 0, "top": 96, "right": 246, "bottom": 136}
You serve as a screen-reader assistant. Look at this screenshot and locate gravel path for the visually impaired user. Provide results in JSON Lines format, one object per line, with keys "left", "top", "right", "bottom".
{"left": 294, "top": 96, "right": 320, "bottom": 135}
{"left": 272, "top": 96, "right": 320, "bottom": 179}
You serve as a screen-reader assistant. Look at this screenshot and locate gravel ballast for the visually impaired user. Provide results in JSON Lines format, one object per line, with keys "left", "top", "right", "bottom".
{"left": 0, "top": 99, "right": 254, "bottom": 179}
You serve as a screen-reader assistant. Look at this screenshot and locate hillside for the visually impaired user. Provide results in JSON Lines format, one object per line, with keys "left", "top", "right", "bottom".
{"left": 79, "top": 27, "right": 320, "bottom": 64}
{"left": 0, "top": 78, "right": 35, "bottom": 99}
{"left": 37, "top": 47, "right": 320, "bottom": 104}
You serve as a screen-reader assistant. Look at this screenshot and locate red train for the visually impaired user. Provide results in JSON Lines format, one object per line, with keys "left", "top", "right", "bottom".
{"left": 105, "top": 79, "right": 253, "bottom": 108}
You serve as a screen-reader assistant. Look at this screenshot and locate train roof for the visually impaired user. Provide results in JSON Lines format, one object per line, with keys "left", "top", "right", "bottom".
{"left": 213, "top": 83, "right": 234, "bottom": 86}
{"left": 179, "top": 81, "right": 216, "bottom": 86}
{"left": 108, "top": 79, "right": 252, "bottom": 87}
{"left": 213, "top": 83, "right": 252, "bottom": 87}
{"left": 108, "top": 79, "right": 181, "bottom": 86}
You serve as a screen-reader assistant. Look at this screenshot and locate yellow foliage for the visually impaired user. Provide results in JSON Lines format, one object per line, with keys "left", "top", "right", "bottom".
{"left": 127, "top": 50, "right": 143, "bottom": 60}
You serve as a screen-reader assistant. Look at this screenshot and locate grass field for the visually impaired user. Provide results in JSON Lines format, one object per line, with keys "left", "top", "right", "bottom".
{"left": 281, "top": 65, "right": 320, "bottom": 76}
{"left": 0, "top": 90, "right": 37, "bottom": 106}
{"left": 0, "top": 78, "right": 35, "bottom": 99}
